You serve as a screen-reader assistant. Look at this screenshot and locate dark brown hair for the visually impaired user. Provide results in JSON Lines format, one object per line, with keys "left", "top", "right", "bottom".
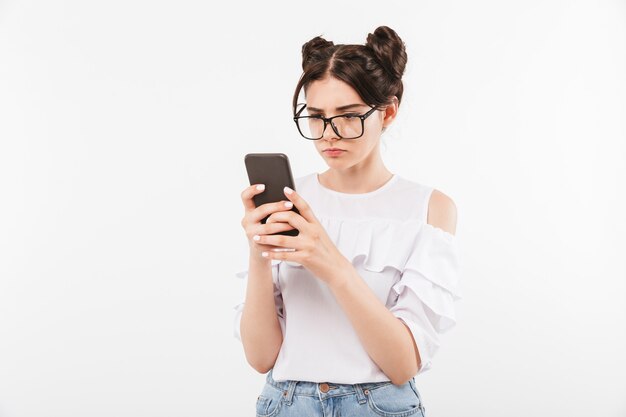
{"left": 292, "top": 25, "right": 408, "bottom": 116}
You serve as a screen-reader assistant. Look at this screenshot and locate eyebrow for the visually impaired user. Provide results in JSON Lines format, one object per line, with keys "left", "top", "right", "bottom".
{"left": 306, "top": 104, "right": 367, "bottom": 112}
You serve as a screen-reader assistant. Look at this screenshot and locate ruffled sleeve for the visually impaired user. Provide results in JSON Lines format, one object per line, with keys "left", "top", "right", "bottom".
{"left": 388, "top": 222, "right": 463, "bottom": 375}
{"left": 232, "top": 259, "right": 286, "bottom": 342}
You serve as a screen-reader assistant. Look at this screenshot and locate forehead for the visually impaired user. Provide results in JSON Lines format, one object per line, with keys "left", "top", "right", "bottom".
{"left": 305, "top": 76, "right": 366, "bottom": 110}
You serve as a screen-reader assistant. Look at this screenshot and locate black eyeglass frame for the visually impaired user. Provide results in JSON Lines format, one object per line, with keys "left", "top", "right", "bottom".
{"left": 293, "top": 104, "right": 382, "bottom": 140}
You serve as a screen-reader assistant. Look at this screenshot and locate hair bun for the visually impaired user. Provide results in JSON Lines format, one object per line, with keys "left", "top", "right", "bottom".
{"left": 365, "top": 26, "right": 407, "bottom": 80}
{"left": 301, "top": 35, "right": 335, "bottom": 71}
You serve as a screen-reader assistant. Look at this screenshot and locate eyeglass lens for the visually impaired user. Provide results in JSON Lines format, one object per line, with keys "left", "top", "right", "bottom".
{"left": 296, "top": 108, "right": 363, "bottom": 139}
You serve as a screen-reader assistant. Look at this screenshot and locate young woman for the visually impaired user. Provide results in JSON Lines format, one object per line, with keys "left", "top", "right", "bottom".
{"left": 234, "top": 25, "right": 462, "bottom": 417}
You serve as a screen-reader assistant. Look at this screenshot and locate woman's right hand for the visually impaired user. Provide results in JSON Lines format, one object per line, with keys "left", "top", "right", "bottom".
{"left": 240, "top": 183, "right": 297, "bottom": 259}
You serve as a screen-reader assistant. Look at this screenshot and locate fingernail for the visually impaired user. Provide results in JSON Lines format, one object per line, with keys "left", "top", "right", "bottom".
{"left": 284, "top": 201, "right": 293, "bottom": 208}
{"left": 253, "top": 235, "right": 260, "bottom": 241}
{"left": 256, "top": 184, "right": 265, "bottom": 191}
{"left": 261, "top": 251, "right": 268, "bottom": 257}
{"left": 284, "top": 186, "right": 293, "bottom": 194}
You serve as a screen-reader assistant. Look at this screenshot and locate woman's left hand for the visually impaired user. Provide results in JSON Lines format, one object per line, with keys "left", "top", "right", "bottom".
{"left": 253, "top": 186, "right": 350, "bottom": 287}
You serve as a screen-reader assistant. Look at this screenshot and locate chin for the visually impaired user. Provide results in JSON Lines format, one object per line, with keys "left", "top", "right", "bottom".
{"left": 324, "top": 157, "right": 349, "bottom": 167}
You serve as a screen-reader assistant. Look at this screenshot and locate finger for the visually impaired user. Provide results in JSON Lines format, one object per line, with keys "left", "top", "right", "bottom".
{"left": 255, "top": 221, "right": 296, "bottom": 237}
{"left": 254, "top": 242, "right": 293, "bottom": 252}
{"left": 282, "top": 186, "right": 318, "bottom": 224}
{"left": 261, "top": 248, "right": 303, "bottom": 262}
{"left": 241, "top": 183, "right": 266, "bottom": 212}
{"left": 266, "top": 211, "right": 293, "bottom": 225}
{"left": 251, "top": 199, "right": 296, "bottom": 225}
{"left": 264, "top": 210, "right": 309, "bottom": 235}
{"left": 254, "top": 228, "right": 303, "bottom": 250}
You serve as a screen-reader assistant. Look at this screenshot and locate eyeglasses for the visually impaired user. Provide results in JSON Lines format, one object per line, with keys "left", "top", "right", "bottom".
{"left": 293, "top": 103, "right": 381, "bottom": 140}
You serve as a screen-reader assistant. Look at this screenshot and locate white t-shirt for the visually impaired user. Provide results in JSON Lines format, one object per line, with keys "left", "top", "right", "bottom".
{"left": 233, "top": 172, "right": 463, "bottom": 384}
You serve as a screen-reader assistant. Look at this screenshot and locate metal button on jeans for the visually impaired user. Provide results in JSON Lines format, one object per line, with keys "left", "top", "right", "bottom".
{"left": 319, "top": 383, "right": 330, "bottom": 393}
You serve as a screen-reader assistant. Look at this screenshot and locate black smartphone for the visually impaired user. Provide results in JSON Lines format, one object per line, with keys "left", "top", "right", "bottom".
{"left": 244, "top": 153, "right": 300, "bottom": 236}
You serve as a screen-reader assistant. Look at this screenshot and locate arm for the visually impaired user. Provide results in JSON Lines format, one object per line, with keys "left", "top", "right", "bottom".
{"left": 327, "top": 262, "right": 420, "bottom": 386}
{"left": 327, "top": 189, "right": 458, "bottom": 386}
{"left": 239, "top": 252, "right": 283, "bottom": 374}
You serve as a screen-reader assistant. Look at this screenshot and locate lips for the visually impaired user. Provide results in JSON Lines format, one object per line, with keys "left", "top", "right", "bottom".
{"left": 323, "top": 148, "right": 345, "bottom": 152}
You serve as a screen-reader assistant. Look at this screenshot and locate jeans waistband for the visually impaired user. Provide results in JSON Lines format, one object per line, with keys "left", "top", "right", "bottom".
{"left": 265, "top": 367, "right": 413, "bottom": 398}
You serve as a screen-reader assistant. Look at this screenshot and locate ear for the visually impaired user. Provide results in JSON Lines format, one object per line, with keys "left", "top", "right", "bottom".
{"left": 382, "top": 96, "right": 399, "bottom": 129}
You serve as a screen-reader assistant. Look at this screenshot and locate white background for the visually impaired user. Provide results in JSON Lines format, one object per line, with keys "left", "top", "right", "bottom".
{"left": 1, "top": 0, "right": 625, "bottom": 416}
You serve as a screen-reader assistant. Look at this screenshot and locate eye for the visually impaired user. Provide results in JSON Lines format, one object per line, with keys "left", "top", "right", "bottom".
{"left": 342, "top": 113, "right": 360, "bottom": 119}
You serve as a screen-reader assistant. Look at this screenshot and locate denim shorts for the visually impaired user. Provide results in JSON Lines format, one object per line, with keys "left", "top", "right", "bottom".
{"left": 255, "top": 367, "right": 426, "bottom": 417}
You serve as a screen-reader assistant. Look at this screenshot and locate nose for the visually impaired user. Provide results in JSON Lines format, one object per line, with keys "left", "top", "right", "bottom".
{"left": 321, "top": 120, "right": 340, "bottom": 141}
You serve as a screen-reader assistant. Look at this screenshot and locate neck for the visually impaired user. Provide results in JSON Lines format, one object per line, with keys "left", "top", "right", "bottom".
{"left": 319, "top": 155, "right": 393, "bottom": 194}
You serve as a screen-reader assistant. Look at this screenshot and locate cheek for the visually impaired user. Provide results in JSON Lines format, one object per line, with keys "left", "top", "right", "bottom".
{"left": 361, "top": 132, "right": 379, "bottom": 151}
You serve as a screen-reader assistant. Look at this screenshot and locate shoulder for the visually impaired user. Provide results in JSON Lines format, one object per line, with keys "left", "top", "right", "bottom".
{"left": 427, "top": 189, "right": 457, "bottom": 236}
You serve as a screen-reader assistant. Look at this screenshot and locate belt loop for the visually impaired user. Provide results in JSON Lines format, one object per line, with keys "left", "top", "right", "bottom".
{"left": 353, "top": 383, "right": 368, "bottom": 404}
{"left": 408, "top": 378, "right": 420, "bottom": 398}
{"left": 267, "top": 368, "right": 282, "bottom": 390}
{"left": 283, "top": 380, "right": 297, "bottom": 405}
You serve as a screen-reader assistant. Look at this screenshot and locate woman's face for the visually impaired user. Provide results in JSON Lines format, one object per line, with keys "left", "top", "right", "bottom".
{"left": 303, "top": 76, "right": 396, "bottom": 170}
